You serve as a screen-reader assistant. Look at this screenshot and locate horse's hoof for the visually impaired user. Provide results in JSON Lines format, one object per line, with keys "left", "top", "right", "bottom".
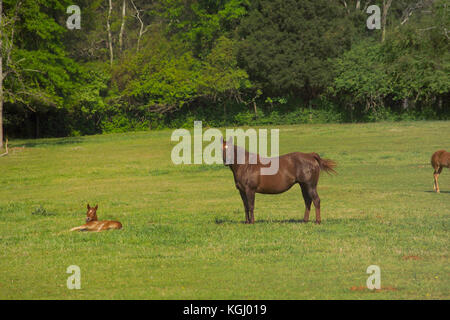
{"left": 315, "top": 220, "right": 321, "bottom": 225}
{"left": 303, "top": 219, "right": 309, "bottom": 223}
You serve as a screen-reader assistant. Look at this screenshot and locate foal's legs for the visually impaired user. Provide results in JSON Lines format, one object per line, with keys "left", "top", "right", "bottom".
{"left": 70, "top": 225, "right": 88, "bottom": 232}
{"left": 300, "top": 183, "right": 312, "bottom": 222}
{"left": 239, "top": 190, "right": 250, "bottom": 223}
{"left": 245, "top": 189, "right": 256, "bottom": 224}
{"left": 434, "top": 167, "right": 443, "bottom": 193}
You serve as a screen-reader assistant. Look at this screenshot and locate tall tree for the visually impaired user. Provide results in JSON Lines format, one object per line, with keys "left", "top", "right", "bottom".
{"left": 0, "top": 0, "right": 4, "bottom": 148}
{"left": 0, "top": 0, "right": 21, "bottom": 147}
{"left": 106, "top": 0, "right": 113, "bottom": 66}
{"left": 118, "top": 0, "right": 126, "bottom": 53}
{"left": 130, "top": 0, "right": 150, "bottom": 53}
{"left": 381, "top": 0, "right": 393, "bottom": 42}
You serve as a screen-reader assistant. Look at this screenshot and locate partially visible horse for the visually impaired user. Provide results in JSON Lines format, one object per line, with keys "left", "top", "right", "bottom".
{"left": 431, "top": 150, "right": 450, "bottom": 193}
{"left": 222, "top": 138, "right": 336, "bottom": 224}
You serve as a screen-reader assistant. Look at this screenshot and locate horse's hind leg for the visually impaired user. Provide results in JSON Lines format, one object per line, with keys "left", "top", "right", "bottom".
{"left": 433, "top": 170, "right": 437, "bottom": 191}
{"left": 434, "top": 167, "right": 442, "bottom": 193}
{"left": 300, "top": 183, "right": 312, "bottom": 223}
{"left": 308, "top": 187, "right": 321, "bottom": 224}
{"left": 239, "top": 190, "right": 250, "bottom": 223}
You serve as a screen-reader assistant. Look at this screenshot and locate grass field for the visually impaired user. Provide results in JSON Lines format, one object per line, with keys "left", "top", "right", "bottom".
{"left": 0, "top": 121, "right": 449, "bottom": 299}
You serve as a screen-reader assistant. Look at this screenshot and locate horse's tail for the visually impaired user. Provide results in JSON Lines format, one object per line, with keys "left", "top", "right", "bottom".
{"left": 312, "top": 153, "right": 337, "bottom": 175}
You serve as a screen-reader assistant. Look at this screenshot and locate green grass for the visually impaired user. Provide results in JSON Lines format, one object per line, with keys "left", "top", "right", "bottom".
{"left": 0, "top": 121, "right": 449, "bottom": 299}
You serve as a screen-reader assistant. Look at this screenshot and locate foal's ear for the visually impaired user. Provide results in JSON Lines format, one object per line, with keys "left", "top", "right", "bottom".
{"left": 94, "top": 204, "right": 98, "bottom": 210}
{"left": 87, "top": 204, "right": 90, "bottom": 210}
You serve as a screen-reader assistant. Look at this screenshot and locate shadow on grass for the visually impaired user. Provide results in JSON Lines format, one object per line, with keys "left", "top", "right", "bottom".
{"left": 17, "top": 137, "right": 84, "bottom": 148}
{"left": 424, "top": 190, "right": 450, "bottom": 194}
{"left": 215, "top": 216, "right": 356, "bottom": 225}
{"left": 215, "top": 217, "right": 308, "bottom": 224}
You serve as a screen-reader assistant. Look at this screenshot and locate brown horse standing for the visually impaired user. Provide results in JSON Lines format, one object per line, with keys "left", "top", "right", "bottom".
{"left": 431, "top": 150, "right": 450, "bottom": 193}
{"left": 222, "top": 138, "right": 336, "bottom": 224}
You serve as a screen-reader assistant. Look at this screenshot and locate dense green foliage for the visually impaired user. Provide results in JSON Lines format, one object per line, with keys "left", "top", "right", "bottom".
{"left": 238, "top": 0, "right": 354, "bottom": 97}
{"left": 1, "top": 0, "right": 449, "bottom": 138}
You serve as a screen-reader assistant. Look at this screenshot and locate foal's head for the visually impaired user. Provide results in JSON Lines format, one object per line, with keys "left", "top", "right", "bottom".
{"left": 85, "top": 204, "right": 98, "bottom": 222}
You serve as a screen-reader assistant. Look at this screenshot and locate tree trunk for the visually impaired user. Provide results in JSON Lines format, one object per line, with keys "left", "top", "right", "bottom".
{"left": 131, "top": 0, "right": 147, "bottom": 53}
{"left": 0, "top": 0, "right": 3, "bottom": 148}
{"left": 119, "top": 0, "right": 126, "bottom": 53}
{"left": 341, "top": 0, "right": 349, "bottom": 14}
{"left": 381, "top": 0, "right": 393, "bottom": 42}
{"left": 402, "top": 98, "right": 409, "bottom": 110}
{"left": 35, "top": 113, "right": 39, "bottom": 138}
{"left": 137, "top": 22, "right": 143, "bottom": 52}
{"left": 107, "top": 0, "right": 114, "bottom": 67}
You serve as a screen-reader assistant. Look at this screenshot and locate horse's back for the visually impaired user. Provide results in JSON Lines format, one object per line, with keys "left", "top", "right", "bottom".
{"left": 288, "top": 152, "right": 321, "bottom": 168}
{"left": 285, "top": 152, "right": 321, "bottom": 183}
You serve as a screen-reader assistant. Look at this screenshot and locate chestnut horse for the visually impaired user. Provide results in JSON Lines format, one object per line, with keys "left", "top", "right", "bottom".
{"left": 70, "top": 204, "right": 122, "bottom": 232}
{"left": 222, "top": 138, "right": 336, "bottom": 224}
{"left": 431, "top": 150, "right": 450, "bottom": 193}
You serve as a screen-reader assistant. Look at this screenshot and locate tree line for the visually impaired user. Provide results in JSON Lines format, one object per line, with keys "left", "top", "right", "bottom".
{"left": 0, "top": 0, "right": 448, "bottom": 143}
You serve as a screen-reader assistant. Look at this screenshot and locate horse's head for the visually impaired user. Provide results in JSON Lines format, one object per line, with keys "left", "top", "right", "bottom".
{"left": 221, "top": 137, "right": 234, "bottom": 166}
{"left": 85, "top": 204, "right": 98, "bottom": 222}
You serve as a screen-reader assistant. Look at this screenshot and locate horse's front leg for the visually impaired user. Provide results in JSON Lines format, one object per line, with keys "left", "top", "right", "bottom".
{"left": 245, "top": 189, "right": 256, "bottom": 224}
{"left": 239, "top": 190, "right": 250, "bottom": 223}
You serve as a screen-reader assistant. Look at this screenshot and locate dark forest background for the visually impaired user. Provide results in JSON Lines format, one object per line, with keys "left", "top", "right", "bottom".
{"left": 0, "top": 0, "right": 448, "bottom": 140}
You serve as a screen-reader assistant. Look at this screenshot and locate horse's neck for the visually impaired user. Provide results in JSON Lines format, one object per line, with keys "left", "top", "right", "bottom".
{"left": 229, "top": 146, "right": 259, "bottom": 175}
{"left": 233, "top": 145, "right": 259, "bottom": 163}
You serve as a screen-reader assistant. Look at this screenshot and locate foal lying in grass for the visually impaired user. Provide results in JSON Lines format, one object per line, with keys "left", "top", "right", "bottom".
{"left": 70, "top": 204, "right": 122, "bottom": 232}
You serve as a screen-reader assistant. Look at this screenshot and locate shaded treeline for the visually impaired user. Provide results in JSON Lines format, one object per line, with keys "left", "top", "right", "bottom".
{"left": 0, "top": 0, "right": 448, "bottom": 140}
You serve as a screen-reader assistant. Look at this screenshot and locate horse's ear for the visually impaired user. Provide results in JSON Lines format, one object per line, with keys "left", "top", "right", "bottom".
{"left": 87, "top": 204, "right": 90, "bottom": 210}
{"left": 94, "top": 204, "right": 98, "bottom": 210}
